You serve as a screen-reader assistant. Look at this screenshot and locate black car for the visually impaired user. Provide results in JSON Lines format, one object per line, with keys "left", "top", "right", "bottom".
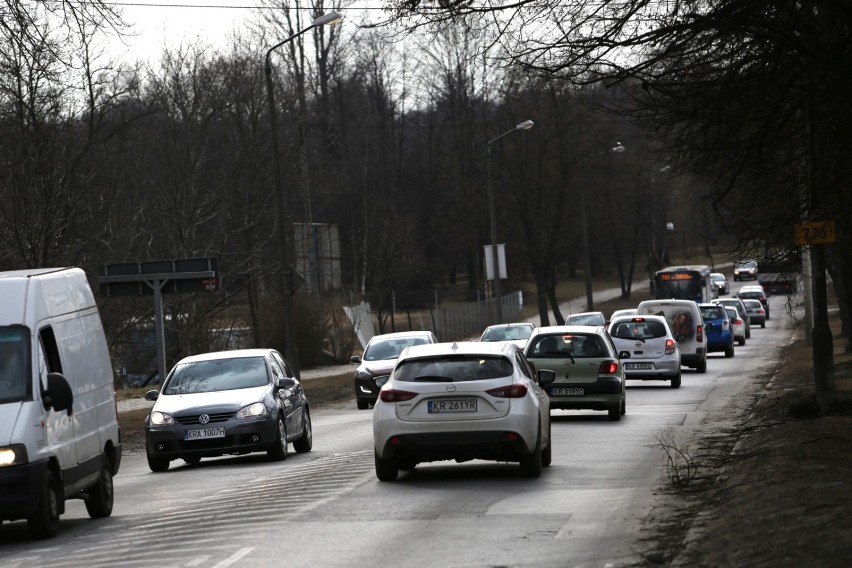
{"left": 144, "top": 348, "right": 312, "bottom": 472}
{"left": 350, "top": 331, "right": 438, "bottom": 409}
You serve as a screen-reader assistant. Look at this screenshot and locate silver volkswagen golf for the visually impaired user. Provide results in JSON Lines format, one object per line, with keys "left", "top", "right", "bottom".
{"left": 144, "top": 349, "right": 312, "bottom": 472}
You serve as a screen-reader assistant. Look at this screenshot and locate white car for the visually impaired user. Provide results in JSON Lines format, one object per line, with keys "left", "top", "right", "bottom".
{"left": 373, "top": 341, "right": 555, "bottom": 481}
{"left": 608, "top": 315, "right": 682, "bottom": 388}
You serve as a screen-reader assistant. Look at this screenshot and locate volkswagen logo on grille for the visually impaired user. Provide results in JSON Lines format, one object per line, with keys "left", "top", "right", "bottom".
{"left": 446, "top": 384, "right": 456, "bottom": 392}
{"left": 199, "top": 414, "right": 210, "bottom": 425}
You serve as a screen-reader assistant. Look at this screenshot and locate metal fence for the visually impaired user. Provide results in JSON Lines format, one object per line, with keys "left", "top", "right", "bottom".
{"left": 427, "top": 291, "right": 524, "bottom": 341}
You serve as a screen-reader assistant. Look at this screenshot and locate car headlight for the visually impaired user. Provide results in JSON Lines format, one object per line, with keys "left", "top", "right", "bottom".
{"left": 236, "top": 402, "right": 267, "bottom": 420}
{"left": 0, "top": 445, "right": 28, "bottom": 467}
{"left": 150, "top": 411, "right": 175, "bottom": 426}
{"left": 355, "top": 370, "right": 374, "bottom": 381}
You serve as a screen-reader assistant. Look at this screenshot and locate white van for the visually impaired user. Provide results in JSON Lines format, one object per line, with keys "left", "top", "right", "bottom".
{"left": 0, "top": 268, "right": 121, "bottom": 538}
{"left": 636, "top": 299, "right": 707, "bottom": 373}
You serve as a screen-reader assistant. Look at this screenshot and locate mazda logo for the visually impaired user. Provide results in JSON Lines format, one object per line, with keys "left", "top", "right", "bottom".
{"left": 446, "top": 384, "right": 456, "bottom": 392}
{"left": 199, "top": 414, "right": 210, "bottom": 424}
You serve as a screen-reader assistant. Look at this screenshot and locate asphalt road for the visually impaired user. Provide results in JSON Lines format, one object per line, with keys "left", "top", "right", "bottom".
{"left": 1, "top": 282, "right": 795, "bottom": 567}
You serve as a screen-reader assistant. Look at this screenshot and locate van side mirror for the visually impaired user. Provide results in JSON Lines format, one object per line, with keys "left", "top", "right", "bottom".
{"left": 45, "top": 372, "right": 73, "bottom": 414}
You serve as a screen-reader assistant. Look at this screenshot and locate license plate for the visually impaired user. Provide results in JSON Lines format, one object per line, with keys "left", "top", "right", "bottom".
{"left": 626, "top": 363, "right": 653, "bottom": 370}
{"left": 428, "top": 399, "right": 477, "bottom": 413}
{"left": 184, "top": 427, "right": 226, "bottom": 441}
{"left": 551, "top": 388, "right": 584, "bottom": 396}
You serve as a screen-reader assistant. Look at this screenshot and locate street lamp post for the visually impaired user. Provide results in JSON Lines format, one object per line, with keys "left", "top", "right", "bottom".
{"left": 486, "top": 119, "right": 534, "bottom": 323}
{"left": 265, "top": 11, "right": 342, "bottom": 378}
{"left": 581, "top": 142, "right": 626, "bottom": 311}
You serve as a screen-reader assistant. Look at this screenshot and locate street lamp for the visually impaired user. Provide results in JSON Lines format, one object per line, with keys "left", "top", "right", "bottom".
{"left": 486, "top": 119, "right": 534, "bottom": 323}
{"left": 581, "top": 142, "right": 626, "bottom": 311}
{"left": 265, "top": 10, "right": 342, "bottom": 378}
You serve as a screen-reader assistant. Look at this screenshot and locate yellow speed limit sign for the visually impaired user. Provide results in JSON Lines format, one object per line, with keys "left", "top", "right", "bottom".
{"left": 794, "top": 220, "right": 837, "bottom": 245}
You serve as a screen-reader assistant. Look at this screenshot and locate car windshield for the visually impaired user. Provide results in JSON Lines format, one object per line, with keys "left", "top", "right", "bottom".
{"left": 527, "top": 333, "right": 607, "bottom": 358}
{"left": 0, "top": 326, "right": 30, "bottom": 404}
{"left": 364, "top": 337, "right": 428, "bottom": 361}
{"left": 711, "top": 274, "right": 725, "bottom": 282}
{"left": 394, "top": 355, "right": 513, "bottom": 382}
{"left": 565, "top": 314, "right": 605, "bottom": 326}
{"left": 163, "top": 356, "right": 269, "bottom": 394}
{"left": 700, "top": 306, "right": 727, "bottom": 320}
{"left": 736, "top": 261, "right": 757, "bottom": 269}
{"left": 611, "top": 320, "right": 667, "bottom": 340}
{"left": 481, "top": 325, "right": 533, "bottom": 342}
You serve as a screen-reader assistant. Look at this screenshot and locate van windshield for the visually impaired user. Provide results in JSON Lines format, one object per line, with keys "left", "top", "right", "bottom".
{"left": 0, "top": 327, "right": 30, "bottom": 403}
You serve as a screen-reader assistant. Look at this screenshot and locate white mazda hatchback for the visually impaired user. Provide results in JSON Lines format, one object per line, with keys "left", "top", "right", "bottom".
{"left": 373, "top": 341, "right": 555, "bottom": 481}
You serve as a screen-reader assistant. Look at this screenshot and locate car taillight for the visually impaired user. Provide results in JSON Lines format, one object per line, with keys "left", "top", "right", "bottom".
{"left": 757, "top": 308, "right": 765, "bottom": 314}
{"left": 696, "top": 324, "right": 704, "bottom": 343}
{"left": 732, "top": 317, "right": 742, "bottom": 325}
{"left": 379, "top": 389, "right": 418, "bottom": 403}
{"left": 665, "top": 339, "right": 676, "bottom": 354}
{"left": 722, "top": 319, "right": 729, "bottom": 329}
{"left": 598, "top": 360, "right": 618, "bottom": 375}
{"left": 486, "top": 384, "right": 528, "bottom": 398}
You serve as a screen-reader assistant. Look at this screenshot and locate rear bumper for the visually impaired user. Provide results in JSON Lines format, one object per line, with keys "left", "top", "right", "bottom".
{"left": 377, "top": 430, "right": 535, "bottom": 464}
{"left": 547, "top": 376, "right": 622, "bottom": 411}
{"left": 623, "top": 358, "right": 681, "bottom": 379}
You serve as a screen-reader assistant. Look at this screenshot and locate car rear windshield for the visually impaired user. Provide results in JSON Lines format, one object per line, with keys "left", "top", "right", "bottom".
{"left": 163, "top": 356, "right": 269, "bottom": 394}
{"left": 611, "top": 321, "right": 667, "bottom": 340}
{"left": 700, "top": 306, "right": 727, "bottom": 320}
{"left": 395, "top": 355, "right": 513, "bottom": 382}
{"left": 481, "top": 326, "right": 533, "bottom": 342}
{"left": 527, "top": 333, "right": 608, "bottom": 358}
{"left": 744, "top": 300, "right": 763, "bottom": 309}
{"left": 364, "top": 337, "right": 429, "bottom": 361}
{"left": 739, "top": 291, "right": 764, "bottom": 300}
{"left": 565, "top": 314, "right": 605, "bottom": 326}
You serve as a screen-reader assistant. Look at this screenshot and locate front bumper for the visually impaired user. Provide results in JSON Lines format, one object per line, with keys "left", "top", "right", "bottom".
{"left": 0, "top": 459, "right": 49, "bottom": 521}
{"left": 146, "top": 415, "right": 279, "bottom": 460}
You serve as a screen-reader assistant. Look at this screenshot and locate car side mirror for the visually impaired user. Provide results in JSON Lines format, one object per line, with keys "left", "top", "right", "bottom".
{"left": 144, "top": 389, "right": 159, "bottom": 401}
{"left": 350, "top": 355, "right": 361, "bottom": 364}
{"left": 375, "top": 376, "right": 389, "bottom": 388}
{"left": 277, "top": 377, "right": 297, "bottom": 389}
{"left": 45, "top": 372, "right": 73, "bottom": 414}
{"left": 537, "top": 369, "right": 556, "bottom": 385}
{"left": 618, "top": 351, "right": 631, "bottom": 359}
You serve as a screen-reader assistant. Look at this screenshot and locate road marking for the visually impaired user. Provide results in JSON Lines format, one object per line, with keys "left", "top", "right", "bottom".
{"left": 212, "top": 548, "right": 254, "bottom": 568}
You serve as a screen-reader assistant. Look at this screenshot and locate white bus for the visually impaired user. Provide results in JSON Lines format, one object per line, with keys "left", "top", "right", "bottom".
{"left": 653, "top": 265, "right": 717, "bottom": 303}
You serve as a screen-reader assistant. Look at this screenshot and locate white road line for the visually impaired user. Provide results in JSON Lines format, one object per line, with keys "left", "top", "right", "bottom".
{"left": 211, "top": 547, "right": 254, "bottom": 568}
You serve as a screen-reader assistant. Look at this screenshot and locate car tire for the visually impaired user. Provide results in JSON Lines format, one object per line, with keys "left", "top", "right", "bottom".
{"left": 146, "top": 445, "right": 170, "bottom": 472}
{"left": 183, "top": 457, "right": 201, "bottom": 465}
{"left": 671, "top": 372, "right": 682, "bottom": 388}
{"left": 738, "top": 337, "right": 746, "bottom": 346}
{"left": 84, "top": 463, "right": 114, "bottom": 519}
{"left": 541, "top": 421, "right": 552, "bottom": 468}
{"left": 267, "top": 415, "right": 288, "bottom": 461}
{"left": 608, "top": 404, "right": 622, "bottom": 421}
{"left": 27, "top": 470, "right": 61, "bottom": 539}
{"left": 356, "top": 399, "right": 369, "bottom": 410}
{"left": 293, "top": 409, "right": 313, "bottom": 453}
{"left": 725, "top": 344, "right": 735, "bottom": 358}
{"left": 399, "top": 459, "right": 417, "bottom": 471}
{"left": 620, "top": 391, "right": 627, "bottom": 415}
{"left": 697, "top": 358, "right": 707, "bottom": 373}
{"left": 761, "top": 321, "right": 766, "bottom": 328}
{"left": 519, "top": 425, "right": 543, "bottom": 477}
{"left": 375, "top": 451, "right": 399, "bottom": 482}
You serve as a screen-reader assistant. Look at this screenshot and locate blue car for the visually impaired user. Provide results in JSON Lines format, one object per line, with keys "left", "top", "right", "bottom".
{"left": 698, "top": 303, "right": 734, "bottom": 358}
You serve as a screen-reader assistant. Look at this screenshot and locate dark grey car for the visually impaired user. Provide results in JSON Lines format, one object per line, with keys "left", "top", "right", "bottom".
{"left": 144, "top": 348, "right": 312, "bottom": 472}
